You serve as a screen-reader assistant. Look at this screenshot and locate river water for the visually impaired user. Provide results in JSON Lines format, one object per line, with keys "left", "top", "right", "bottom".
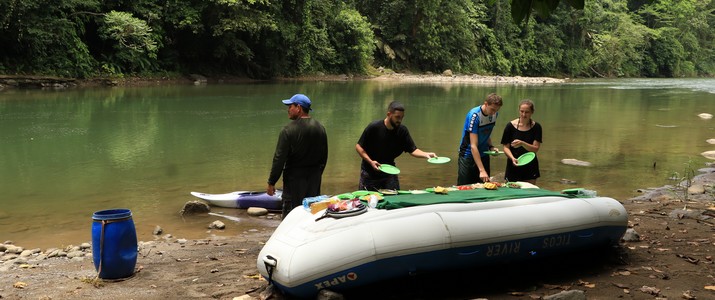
{"left": 1, "top": 78, "right": 714, "bottom": 249}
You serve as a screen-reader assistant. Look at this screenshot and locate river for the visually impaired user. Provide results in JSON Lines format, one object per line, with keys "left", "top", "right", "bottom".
{"left": 1, "top": 78, "right": 713, "bottom": 249}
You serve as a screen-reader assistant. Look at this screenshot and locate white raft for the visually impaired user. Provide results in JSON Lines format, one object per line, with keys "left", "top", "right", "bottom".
{"left": 257, "top": 193, "right": 628, "bottom": 298}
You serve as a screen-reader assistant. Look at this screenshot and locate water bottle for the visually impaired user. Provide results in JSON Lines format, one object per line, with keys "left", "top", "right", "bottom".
{"left": 368, "top": 195, "right": 378, "bottom": 208}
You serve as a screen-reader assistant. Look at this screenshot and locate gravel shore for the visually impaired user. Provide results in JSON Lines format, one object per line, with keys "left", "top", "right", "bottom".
{"left": 1, "top": 168, "right": 714, "bottom": 299}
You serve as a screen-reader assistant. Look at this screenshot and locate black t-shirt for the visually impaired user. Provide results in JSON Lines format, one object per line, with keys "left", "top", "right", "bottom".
{"left": 357, "top": 120, "right": 417, "bottom": 177}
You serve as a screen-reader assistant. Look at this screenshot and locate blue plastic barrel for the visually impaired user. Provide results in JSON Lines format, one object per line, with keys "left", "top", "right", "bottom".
{"left": 92, "top": 209, "right": 138, "bottom": 279}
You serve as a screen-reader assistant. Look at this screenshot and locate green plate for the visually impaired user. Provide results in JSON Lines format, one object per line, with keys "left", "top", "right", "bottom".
{"left": 425, "top": 187, "right": 435, "bottom": 193}
{"left": 377, "top": 189, "right": 398, "bottom": 195}
{"left": 397, "top": 190, "right": 411, "bottom": 194}
{"left": 378, "top": 164, "right": 401, "bottom": 175}
{"left": 351, "top": 190, "right": 371, "bottom": 197}
{"left": 483, "top": 150, "right": 503, "bottom": 156}
{"left": 561, "top": 188, "right": 584, "bottom": 195}
{"left": 336, "top": 193, "right": 355, "bottom": 200}
{"left": 352, "top": 190, "right": 382, "bottom": 197}
{"left": 516, "top": 152, "right": 536, "bottom": 166}
{"left": 427, "top": 156, "right": 451, "bottom": 164}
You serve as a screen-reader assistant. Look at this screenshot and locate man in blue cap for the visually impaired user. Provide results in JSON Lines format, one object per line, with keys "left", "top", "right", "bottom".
{"left": 267, "top": 94, "right": 328, "bottom": 218}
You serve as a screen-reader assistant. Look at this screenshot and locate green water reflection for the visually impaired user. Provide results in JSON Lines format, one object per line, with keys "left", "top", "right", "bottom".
{"left": 1, "top": 79, "right": 713, "bottom": 248}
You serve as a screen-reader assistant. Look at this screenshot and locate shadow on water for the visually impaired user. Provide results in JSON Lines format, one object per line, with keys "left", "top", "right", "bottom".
{"left": 330, "top": 245, "right": 628, "bottom": 300}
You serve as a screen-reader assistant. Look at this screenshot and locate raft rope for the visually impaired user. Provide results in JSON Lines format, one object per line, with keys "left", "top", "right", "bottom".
{"left": 94, "top": 216, "right": 133, "bottom": 281}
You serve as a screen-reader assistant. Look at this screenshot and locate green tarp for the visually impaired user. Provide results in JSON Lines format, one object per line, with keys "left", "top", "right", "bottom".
{"left": 375, "top": 188, "right": 573, "bottom": 210}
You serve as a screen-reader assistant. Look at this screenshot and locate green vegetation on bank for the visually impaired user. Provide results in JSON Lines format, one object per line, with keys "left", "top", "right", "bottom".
{"left": 0, "top": 0, "right": 713, "bottom": 79}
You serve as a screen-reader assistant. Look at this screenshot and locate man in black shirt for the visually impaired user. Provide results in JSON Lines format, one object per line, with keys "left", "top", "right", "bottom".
{"left": 267, "top": 94, "right": 328, "bottom": 218}
{"left": 355, "top": 101, "right": 436, "bottom": 191}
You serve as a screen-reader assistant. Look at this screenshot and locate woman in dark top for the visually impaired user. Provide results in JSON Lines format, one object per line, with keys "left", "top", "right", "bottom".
{"left": 500, "top": 99, "right": 542, "bottom": 184}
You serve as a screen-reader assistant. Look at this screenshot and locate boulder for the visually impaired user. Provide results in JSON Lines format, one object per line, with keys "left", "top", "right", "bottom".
{"left": 247, "top": 207, "right": 269, "bottom": 216}
{"left": 180, "top": 201, "right": 210, "bottom": 216}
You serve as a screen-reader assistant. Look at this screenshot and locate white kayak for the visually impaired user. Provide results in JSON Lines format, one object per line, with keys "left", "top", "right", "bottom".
{"left": 190, "top": 190, "right": 282, "bottom": 210}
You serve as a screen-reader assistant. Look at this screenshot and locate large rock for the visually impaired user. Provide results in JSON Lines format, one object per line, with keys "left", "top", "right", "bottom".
{"left": 247, "top": 207, "right": 269, "bottom": 216}
{"left": 180, "top": 201, "right": 210, "bottom": 215}
{"left": 702, "top": 150, "right": 715, "bottom": 160}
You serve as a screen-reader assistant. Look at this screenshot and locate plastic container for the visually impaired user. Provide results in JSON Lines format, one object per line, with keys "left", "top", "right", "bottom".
{"left": 580, "top": 189, "right": 597, "bottom": 197}
{"left": 92, "top": 209, "right": 138, "bottom": 279}
{"left": 302, "top": 195, "right": 329, "bottom": 210}
{"left": 368, "top": 195, "right": 379, "bottom": 208}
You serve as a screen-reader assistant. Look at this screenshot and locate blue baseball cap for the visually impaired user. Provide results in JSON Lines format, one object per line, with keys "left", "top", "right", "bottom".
{"left": 282, "top": 94, "right": 312, "bottom": 111}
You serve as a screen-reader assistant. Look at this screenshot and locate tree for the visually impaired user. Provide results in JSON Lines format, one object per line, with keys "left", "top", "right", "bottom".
{"left": 355, "top": 0, "right": 490, "bottom": 73}
{"left": 637, "top": 0, "right": 714, "bottom": 76}
{"left": 0, "top": 0, "right": 99, "bottom": 77}
{"left": 328, "top": 8, "right": 375, "bottom": 74}
{"left": 504, "top": 0, "right": 585, "bottom": 25}
{"left": 99, "top": 11, "right": 160, "bottom": 74}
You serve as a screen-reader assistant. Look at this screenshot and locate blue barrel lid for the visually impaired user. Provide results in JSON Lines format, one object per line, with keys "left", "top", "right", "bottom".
{"left": 92, "top": 208, "right": 132, "bottom": 220}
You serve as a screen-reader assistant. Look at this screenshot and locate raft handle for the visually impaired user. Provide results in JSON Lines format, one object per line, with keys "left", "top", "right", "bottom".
{"left": 263, "top": 255, "right": 277, "bottom": 283}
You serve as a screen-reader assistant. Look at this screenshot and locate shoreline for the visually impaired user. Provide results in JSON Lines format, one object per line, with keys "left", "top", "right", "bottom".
{"left": 0, "top": 72, "right": 567, "bottom": 90}
{"left": 4, "top": 168, "right": 712, "bottom": 254}
{"left": 1, "top": 169, "right": 713, "bottom": 299}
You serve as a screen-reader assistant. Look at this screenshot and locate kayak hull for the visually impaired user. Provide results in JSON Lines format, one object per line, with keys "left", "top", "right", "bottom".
{"left": 190, "top": 190, "right": 282, "bottom": 210}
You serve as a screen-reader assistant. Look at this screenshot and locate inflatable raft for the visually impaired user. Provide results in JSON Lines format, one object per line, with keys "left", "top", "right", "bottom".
{"left": 256, "top": 186, "right": 628, "bottom": 298}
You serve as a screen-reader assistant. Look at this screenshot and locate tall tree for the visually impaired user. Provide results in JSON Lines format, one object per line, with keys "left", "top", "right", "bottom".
{"left": 0, "top": 0, "right": 100, "bottom": 77}
{"left": 581, "top": 0, "right": 650, "bottom": 77}
{"left": 637, "top": 0, "right": 715, "bottom": 76}
{"left": 356, "top": 0, "right": 490, "bottom": 73}
{"left": 99, "top": 11, "right": 160, "bottom": 74}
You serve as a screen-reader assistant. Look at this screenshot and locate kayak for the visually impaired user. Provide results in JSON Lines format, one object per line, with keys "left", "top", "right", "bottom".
{"left": 190, "top": 190, "right": 282, "bottom": 210}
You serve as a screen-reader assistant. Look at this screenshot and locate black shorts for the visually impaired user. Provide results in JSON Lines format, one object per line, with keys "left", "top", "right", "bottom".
{"left": 457, "top": 155, "right": 490, "bottom": 185}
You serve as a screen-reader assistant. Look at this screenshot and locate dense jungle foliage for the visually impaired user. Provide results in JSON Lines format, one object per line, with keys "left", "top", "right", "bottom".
{"left": 0, "top": 0, "right": 713, "bottom": 79}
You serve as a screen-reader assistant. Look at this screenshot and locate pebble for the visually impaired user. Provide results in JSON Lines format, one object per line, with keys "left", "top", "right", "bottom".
{"left": 544, "top": 289, "right": 586, "bottom": 300}
{"left": 622, "top": 228, "right": 641, "bottom": 242}
{"left": 209, "top": 220, "right": 226, "bottom": 229}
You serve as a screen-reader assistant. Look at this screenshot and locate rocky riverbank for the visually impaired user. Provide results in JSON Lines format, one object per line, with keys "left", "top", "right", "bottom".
{"left": 1, "top": 166, "right": 714, "bottom": 299}
{"left": 0, "top": 71, "right": 567, "bottom": 91}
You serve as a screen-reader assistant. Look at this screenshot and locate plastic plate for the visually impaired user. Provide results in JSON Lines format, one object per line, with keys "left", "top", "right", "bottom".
{"left": 336, "top": 193, "right": 355, "bottom": 200}
{"left": 351, "top": 190, "right": 371, "bottom": 197}
{"left": 516, "top": 152, "right": 536, "bottom": 166}
{"left": 377, "top": 189, "right": 398, "bottom": 195}
{"left": 378, "top": 164, "right": 401, "bottom": 174}
{"left": 427, "top": 156, "right": 451, "bottom": 164}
